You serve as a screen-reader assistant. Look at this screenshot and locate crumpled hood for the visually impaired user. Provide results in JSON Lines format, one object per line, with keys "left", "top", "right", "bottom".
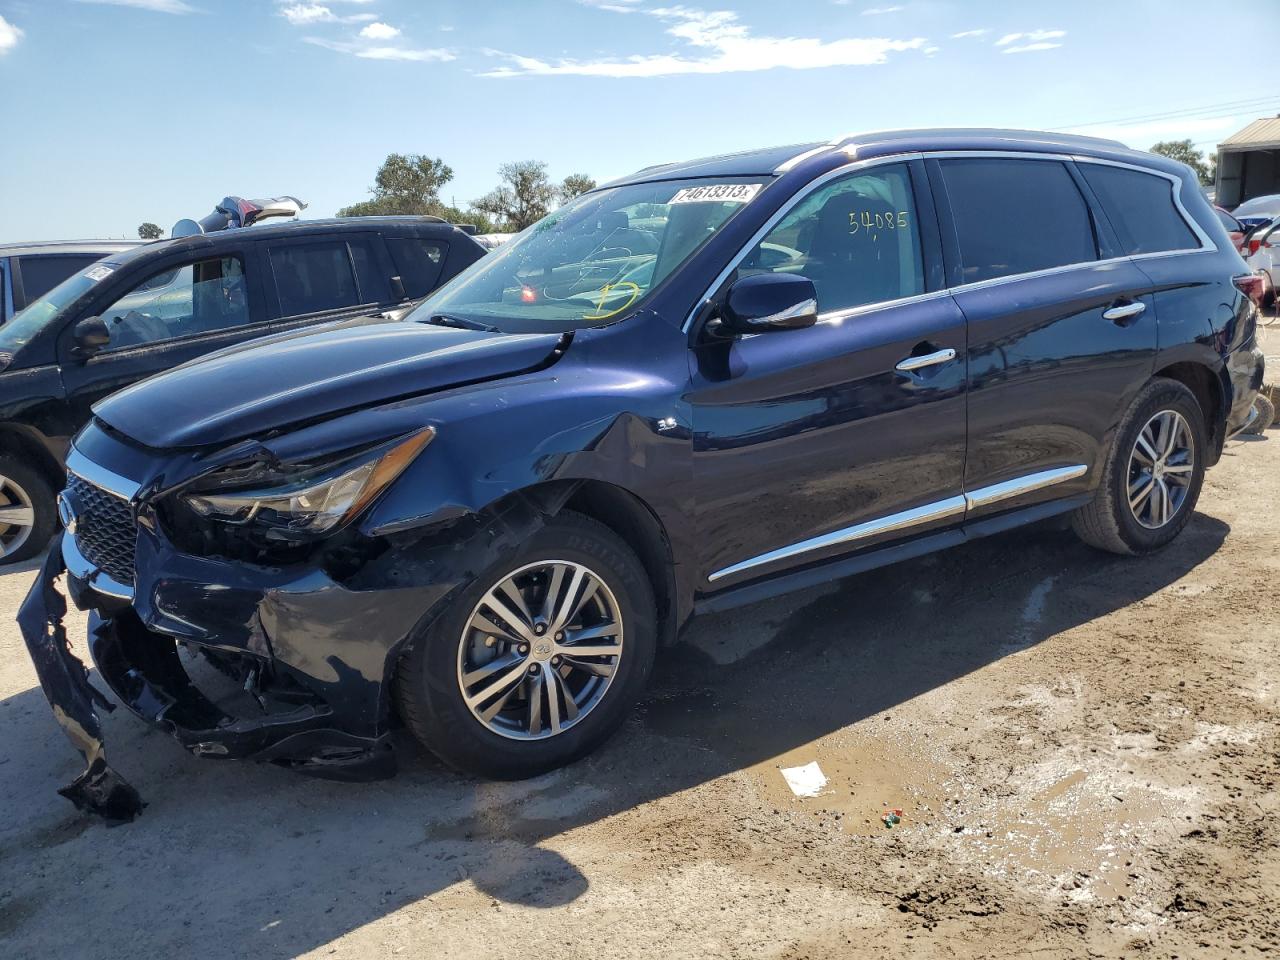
{"left": 93, "top": 320, "right": 564, "bottom": 449}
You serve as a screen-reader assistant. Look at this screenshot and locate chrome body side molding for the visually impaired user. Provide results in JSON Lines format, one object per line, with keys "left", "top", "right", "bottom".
{"left": 708, "top": 465, "right": 1088, "bottom": 583}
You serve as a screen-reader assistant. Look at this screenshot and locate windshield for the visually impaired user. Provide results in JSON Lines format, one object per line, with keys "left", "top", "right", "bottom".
{"left": 0, "top": 261, "right": 116, "bottom": 355}
{"left": 411, "top": 176, "right": 767, "bottom": 332}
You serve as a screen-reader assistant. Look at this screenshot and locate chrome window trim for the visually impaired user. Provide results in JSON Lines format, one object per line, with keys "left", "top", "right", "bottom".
{"left": 683, "top": 153, "right": 926, "bottom": 333}
{"left": 66, "top": 447, "right": 142, "bottom": 501}
{"left": 1068, "top": 153, "right": 1217, "bottom": 254}
{"left": 707, "top": 464, "right": 1087, "bottom": 583}
{"left": 690, "top": 149, "right": 1218, "bottom": 333}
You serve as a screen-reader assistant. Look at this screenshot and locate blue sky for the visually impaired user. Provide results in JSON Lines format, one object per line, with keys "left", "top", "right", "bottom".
{"left": 0, "top": 0, "right": 1277, "bottom": 242}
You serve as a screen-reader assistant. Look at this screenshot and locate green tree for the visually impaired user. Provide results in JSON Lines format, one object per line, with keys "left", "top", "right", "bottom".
{"left": 1149, "top": 139, "right": 1213, "bottom": 186}
{"left": 473, "top": 161, "right": 558, "bottom": 231}
{"left": 558, "top": 173, "right": 597, "bottom": 204}
{"left": 338, "top": 153, "right": 455, "bottom": 217}
{"left": 137, "top": 222, "right": 163, "bottom": 240}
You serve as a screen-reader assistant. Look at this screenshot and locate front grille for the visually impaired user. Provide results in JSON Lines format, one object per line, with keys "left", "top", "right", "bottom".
{"left": 66, "top": 472, "right": 137, "bottom": 586}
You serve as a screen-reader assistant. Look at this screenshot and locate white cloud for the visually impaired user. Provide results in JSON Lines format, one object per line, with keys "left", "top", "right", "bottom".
{"left": 861, "top": 5, "right": 904, "bottom": 14}
{"left": 994, "top": 29, "right": 1064, "bottom": 46}
{"left": 951, "top": 28, "right": 987, "bottom": 38}
{"left": 994, "top": 29, "right": 1065, "bottom": 54}
{"left": 304, "top": 37, "right": 455, "bottom": 62}
{"left": 0, "top": 15, "right": 22, "bottom": 54}
{"left": 281, "top": 4, "right": 337, "bottom": 25}
{"left": 359, "top": 22, "right": 401, "bottom": 40}
{"left": 72, "top": 0, "right": 196, "bottom": 12}
{"left": 1002, "top": 41, "right": 1062, "bottom": 54}
{"left": 484, "top": 5, "right": 927, "bottom": 78}
{"left": 277, "top": 1, "right": 377, "bottom": 25}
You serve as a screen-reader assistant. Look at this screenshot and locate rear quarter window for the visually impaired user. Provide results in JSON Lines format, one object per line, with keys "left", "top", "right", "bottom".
{"left": 385, "top": 237, "right": 448, "bottom": 298}
{"left": 939, "top": 158, "right": 1098, "bottom": 284}
{"left": 1078, "top": 164, "right": 1201, "bottom": 255}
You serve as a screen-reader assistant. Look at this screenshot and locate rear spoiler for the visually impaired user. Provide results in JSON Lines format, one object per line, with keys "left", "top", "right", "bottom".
{"left": 172, "top": 196, "right": 308, "bottom": 238}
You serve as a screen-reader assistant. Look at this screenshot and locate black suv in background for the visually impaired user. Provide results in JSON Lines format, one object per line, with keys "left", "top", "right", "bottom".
{"left": 1, "top": 241, "right": 138, "bottom": 325}
{"left": 0, "top": 217, "right": 485, "bottom": 563}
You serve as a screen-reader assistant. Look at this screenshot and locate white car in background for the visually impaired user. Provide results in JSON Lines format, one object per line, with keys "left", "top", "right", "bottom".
{"left": 1244, "top": 215, "right": 1280, "bottom": 309}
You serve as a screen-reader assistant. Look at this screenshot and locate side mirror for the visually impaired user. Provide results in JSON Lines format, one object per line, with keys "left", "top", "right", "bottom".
{"left": 717, "top": 273, "right": 818, "bottom": 336}
{"left": 71, "top": 316, "right": 110, "bottom": 359}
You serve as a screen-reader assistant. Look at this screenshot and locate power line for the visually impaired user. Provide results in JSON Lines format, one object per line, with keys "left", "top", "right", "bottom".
{"left": 1051, "top": 95, "right": 1280, "bottom": 132}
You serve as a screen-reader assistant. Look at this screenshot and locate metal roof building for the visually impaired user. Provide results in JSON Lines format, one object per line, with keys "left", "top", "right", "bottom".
{"left": 1216, "top": 116, "right": 1280, "bottom": 209}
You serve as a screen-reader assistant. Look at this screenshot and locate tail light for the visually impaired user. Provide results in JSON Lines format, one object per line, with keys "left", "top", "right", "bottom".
{"left": 1247, "top": 236, "right": 1266, "bottom": 256}
{"left": 1233, "top": 274, "right": 1265, "bottom": 306}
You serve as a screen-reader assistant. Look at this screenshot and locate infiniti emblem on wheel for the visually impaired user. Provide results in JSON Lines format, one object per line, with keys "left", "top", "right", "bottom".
{"left": 534, "top": 640, "right": 553, "bottom": 658}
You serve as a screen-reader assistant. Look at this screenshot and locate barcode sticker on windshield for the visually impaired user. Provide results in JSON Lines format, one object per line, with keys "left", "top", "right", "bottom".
{"left": 669, "top": 183, "right": 762, "bottom": 205}
{"left": 84, "top": 265, "right": 114, "bottom": 282}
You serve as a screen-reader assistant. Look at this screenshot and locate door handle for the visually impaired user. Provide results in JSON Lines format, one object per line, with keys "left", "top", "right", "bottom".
{"left": 1102, "top": 301, "right": 1146, "bottom": 324}
{"left": 896, "top": 347, "right": 957, "bottom": 373}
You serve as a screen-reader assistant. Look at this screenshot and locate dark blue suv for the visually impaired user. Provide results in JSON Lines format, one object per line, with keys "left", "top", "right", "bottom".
{"left": 20, "top": 129, "right": 1266, "bottom": 819}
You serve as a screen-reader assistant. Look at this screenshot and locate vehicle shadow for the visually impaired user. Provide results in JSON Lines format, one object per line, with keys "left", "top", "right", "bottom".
{"left": 0, "top": 511, "right": 1230, "bottom": 956}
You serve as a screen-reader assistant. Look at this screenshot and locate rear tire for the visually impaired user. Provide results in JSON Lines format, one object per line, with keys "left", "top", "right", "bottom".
{"left": 1072, "top": 378, "right": 1206, "bottom": 556}
{"left": 0, "top": 456, "right": 56, "bottom": 566}
{"left": 395, "top": 510, "right": 656, "bottom": 779}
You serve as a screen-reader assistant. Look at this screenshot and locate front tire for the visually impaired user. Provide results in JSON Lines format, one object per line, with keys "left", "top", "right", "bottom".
{"left": 1072, "top": 378, "right": 1207, "bottom": 556}
{"left": 0, "top": 456, "right": 56, "bottom": 566}
{"left": 395, "top": 511, "right": 656, "bottom": 779}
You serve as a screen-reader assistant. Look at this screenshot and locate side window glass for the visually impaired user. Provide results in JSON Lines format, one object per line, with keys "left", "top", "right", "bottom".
{"left": 738, "top": 163, "right": 925, "bottom": 313}
{"left": 16, "top": 255, "right": 102, "bottom": 308}
{"left": 385, "top": 238, "right": 447, "bottom": 298}
{"left": 99, "top": 256, "right": 250, "bottom": 351}
{"left": 1078, "top": 164, "right": 1200, "bottom": 255}
{"left": 268, "top": 242, "right": 360, "bottom": 317}
{"left": 348, "top": 238, "right": 390, "bottom": 304}
{"left": 940, "top": 158, "right": 1098, "bottom": 283}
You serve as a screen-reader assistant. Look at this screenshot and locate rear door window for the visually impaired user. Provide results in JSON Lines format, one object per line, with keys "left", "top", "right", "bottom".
{"left": 16, "top": 254, "right": 106, "bottom": 308}
{"left": 385, "top": 237, "right": 448, "bottom": 298}
{"left": 268, "top": 242, "right": 358, "bottom": 318}
{"left": 1078, "top": 164, "right": 1201, "bottom": 255}
{"left": 939, "top": 158, "right": 1098, "bottom": 283}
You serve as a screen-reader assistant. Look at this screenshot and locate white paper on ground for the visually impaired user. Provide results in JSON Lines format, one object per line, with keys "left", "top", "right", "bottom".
{"left": 780, "top": 761, "right": 828, "bottom": 798}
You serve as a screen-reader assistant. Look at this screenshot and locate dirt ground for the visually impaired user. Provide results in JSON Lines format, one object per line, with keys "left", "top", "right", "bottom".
{"left": 1, "top": 327, "right": 1278, "bottom": 960}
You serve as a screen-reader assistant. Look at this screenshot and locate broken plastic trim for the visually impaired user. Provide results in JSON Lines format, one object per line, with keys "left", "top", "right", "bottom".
{"left": 15, "top": 533, "right": 144, "bottom": 823}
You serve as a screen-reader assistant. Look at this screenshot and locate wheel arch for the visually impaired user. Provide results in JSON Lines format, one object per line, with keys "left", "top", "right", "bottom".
{"left": 1152, "top": 361, "right": 1225, "bottom": 463}
{"left": 0, "top": 423, "right": 64, "bottom": 489}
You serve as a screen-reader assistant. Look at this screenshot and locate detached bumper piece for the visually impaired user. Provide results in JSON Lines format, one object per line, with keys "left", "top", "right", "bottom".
{"left": 18, "top": 533, "right": 399, "bottom": 823}
{"left": 16, "top": 535, "right": 144, "bottom": 823}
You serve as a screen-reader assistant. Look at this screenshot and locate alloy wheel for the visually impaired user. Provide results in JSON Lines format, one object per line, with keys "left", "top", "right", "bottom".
{"left": 0, "top": 474, "right": 36, "bottom": 560}
{"left": 1127, "top": 409, "right": 1194, "bottom": 530}
{"left": 456, "top": 560, "right": 624, "bottom": 741}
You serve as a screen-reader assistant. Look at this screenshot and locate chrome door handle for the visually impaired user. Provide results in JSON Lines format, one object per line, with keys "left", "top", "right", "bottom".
{"left": 1102, "top": 301, "right": 1146, "bottom": 323}
{"left": 896, "top": 348, "right": 957, "bottom": 372}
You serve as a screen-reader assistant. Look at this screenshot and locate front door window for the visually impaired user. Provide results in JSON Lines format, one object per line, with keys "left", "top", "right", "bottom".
{"left": 98, "top": 256, "right": 249, "bottom": 350}
{"left": 737, "top": 163, "right": 925, "bottom": 314}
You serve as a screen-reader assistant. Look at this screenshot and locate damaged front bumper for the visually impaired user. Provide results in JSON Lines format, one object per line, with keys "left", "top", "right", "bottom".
{"left": 18, "top": 517, "right": 472, "bottom": 821}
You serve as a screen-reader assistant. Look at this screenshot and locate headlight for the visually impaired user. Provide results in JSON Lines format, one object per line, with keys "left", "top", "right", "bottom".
{"left": 183, "top": 428, "right": 435, "bottom": 540}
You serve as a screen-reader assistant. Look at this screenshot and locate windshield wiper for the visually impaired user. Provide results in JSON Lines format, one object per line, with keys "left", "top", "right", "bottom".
{"left": 424, "top": 313, "right": 500, "bottom": 333}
